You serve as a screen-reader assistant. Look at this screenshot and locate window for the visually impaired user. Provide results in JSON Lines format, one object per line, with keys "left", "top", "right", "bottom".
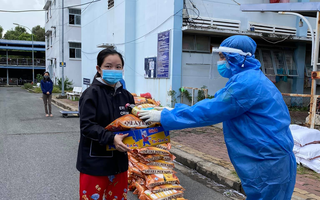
{"left": 46, "top": 11, "right": 49, "bottom": 22}
{"left": 108, "top": 0, "right": 114, "bottom": 9}
{"left": 53, "top": 0, "right": 56, "bottom": 6}
{"left": 182, "top": 34, "right": 210, "bottom": 53}
{"left": 50, "top": 35, "right": 53, "bottom": 46}
{"left": 69, "top": 42, "right": 81, "bottom": 58}
{"left": 47, "top": 37, "right": 49, "bottom": 49}
{"left": 69, "top": 9, "right": 81, "bottom": 25}
{"left": 49, "top": 5, "right": 52, "bottom": 18}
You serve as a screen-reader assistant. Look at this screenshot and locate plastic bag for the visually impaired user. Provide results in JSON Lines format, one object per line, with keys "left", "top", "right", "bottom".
{"left": 134, "top": 147, "right": 171, "bottom": 155}
{"left": 140, "top": 93, "right": 152, "bottom": 99}
{"left": 105, "top": 114, "right": 151, "bottom": 131}
{"left": 290, "top": 124, "right": 320, "bottom": 146}
{"left": 146, "top": 160, "right": 175, "bottom": 169}
{"left": 147, "top": 98, "right": 161, "bottom": 106}
{"left": 151, "top": 184, "right": 185, "bottom": 193}
{"left": 132, "top": 104, "right": 156, "bottom": 117}
{"left": 138, "top": 154, "right": 175, "bottom": 162}
{"left": 145, "top": 174, "right": 180, "bottom": 188}
{"left": 133, "top": 162, "right": 174, "bottom": 174}
{"left": 295, "top": 144, "right": 320, "bottom": 160}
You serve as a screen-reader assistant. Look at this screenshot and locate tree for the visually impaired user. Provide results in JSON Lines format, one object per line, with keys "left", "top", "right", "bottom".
{"left": 32, "top": 25, "right": 45, "bottom": 41}
{"left": 4, "top": 26, "right": 31, "bottom": 40}
{"left": 3, "top": 25, "right": 45, "bottom": 41}
{"left": 0, "top": 26, "right": 3, "bottom": 39}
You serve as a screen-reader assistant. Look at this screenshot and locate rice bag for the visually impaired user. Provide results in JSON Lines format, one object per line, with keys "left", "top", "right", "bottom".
{"left": 105, "top": 114, "right": 151, "bottom": 131}
{"left": 145, "top": 174, "right": 180, "bottom": 188}
{"left": 147, "top": 98, "right": 161, "bottom": 106}
{"left": 134, "top": 147, "right": 171, "bottom": 155}
{"left": 146, "top": 160, "right": 175, "bottom": 169}
{"left": 151, "top": 184, "right": 185, "bottom": 193}
{"left": 135, "top": 182, "right": 148, "bottom": 196}
{"left": 129, "top": 166, "right": 144, "bottom": 178}
{"left": 135, "top": 97, "right": 147, "bottom": 105}
{"left": 155, "top": 143, "right": 172, "bottom": 150}
{"left": 138, "top": 154, "right": 176, "bottom": 162}
{"left": 133, "top": 162, "right": 174, "bottom": 174}
{"left": 140, "top": 189, "right": 184, "bottom": 200}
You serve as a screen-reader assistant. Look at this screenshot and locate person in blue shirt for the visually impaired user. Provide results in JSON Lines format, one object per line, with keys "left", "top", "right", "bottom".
{"left": 40, "top": 71, "right": 53, "bottom": 117}
{"left": 139, "top": 35, "right": 296, "bottom": 200}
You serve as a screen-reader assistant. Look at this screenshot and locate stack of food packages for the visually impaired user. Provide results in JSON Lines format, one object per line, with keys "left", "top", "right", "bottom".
{"left": 130, "top": 93, "right": 187, "bottom": 200}
{"left": 128, "top": 145, "right": 187, "bottom": 200}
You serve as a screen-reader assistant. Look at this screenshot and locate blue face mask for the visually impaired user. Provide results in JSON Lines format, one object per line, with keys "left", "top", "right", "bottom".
{"left": 102, "top": 70, "right": 123, "bottom": 85}
{"left": 217, "top": 60, "right": 232, "bottom": 78}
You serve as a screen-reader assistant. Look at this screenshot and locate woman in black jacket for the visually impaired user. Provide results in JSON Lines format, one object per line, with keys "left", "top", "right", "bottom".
{"left": 77, "top": 49, "right": 134, "bottom": 200}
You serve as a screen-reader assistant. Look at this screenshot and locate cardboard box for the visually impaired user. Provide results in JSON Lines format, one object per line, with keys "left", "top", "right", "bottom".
{"left": 106, "top": 126, "right": 170, "bottom": 151}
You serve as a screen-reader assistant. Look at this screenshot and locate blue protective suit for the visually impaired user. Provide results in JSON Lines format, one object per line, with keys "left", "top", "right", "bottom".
{"left": 161, "top": 35, "right": 296, "bottom": 200}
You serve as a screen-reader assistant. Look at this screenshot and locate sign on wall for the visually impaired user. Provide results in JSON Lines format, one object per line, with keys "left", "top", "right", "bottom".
{"left": 144, "top": 57, "right": 157, "bottom": 79}
{"left": 83, "top": 78, "right": 91, "bottom": 85}
{"left": 157, "top": 30, "right": 170, "bottom": 78}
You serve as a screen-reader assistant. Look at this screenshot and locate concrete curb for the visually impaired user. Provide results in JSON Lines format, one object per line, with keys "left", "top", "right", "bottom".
{"left": 51, "top": 97, "right": 78, "bottom": 111}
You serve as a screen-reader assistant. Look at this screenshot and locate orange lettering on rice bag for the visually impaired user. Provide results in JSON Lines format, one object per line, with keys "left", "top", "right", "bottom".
{"left": 151, "top": 184, "right": 185, "bottom": 193}
{"left": 134, "top": 147, "right": 171, "bottom": 155}
{"left": 105, "top": 114, "right": 151, "bottom": 131}
{"left": 139, "top": 189, "right": 184, "bottom": 200}
{"left": 145, "top": 174, "right": 180, "bottom": 189}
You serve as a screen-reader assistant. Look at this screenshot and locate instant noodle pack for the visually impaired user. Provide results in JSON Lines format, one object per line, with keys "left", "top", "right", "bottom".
{"left": 104, "top": 93, "right": 187, "bottom": 199}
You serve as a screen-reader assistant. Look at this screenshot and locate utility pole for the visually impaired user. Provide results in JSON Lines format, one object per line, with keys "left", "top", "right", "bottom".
{"left": 61, "top": 0, "right": 65, "bottom": 95}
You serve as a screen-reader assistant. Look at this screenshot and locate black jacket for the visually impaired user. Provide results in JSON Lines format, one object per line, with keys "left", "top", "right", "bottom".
{"left": 76, "top": 79, "right": 134, "bottom": 176}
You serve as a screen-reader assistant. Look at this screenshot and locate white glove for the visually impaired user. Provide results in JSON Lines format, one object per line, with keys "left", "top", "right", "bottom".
{"left": 154, "top": 107, "right": 174, "bottom": 111}
{"left": 138, "top": 110, "right": 162, "bottom": 123}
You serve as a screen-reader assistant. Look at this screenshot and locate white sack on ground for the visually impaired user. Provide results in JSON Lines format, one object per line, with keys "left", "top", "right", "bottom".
{"left": 295, "top": 144, "right": 320, "bottom": 160}
{"left": 293, "top": 144, "right": 300, "bottom": 153}
{"left": 289, "top": 124, "right": 320, "bottom": 146}
{"left": 299, "top": 157, "right": 320, "bottom": 173}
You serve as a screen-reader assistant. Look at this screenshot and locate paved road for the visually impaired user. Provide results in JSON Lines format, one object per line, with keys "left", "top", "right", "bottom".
{"left": 0, "top": 87, "right": 232, "bottom": 200}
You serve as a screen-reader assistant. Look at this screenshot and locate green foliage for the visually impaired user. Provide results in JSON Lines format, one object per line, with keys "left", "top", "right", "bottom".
{"left": 23, "top": 83, "right": 33, "bottom": 89}
{"left": 288, "top": 106, "right": 309, "bottom": 112}
{"left": 32, "top": 25, "right": 45, "bottom": 41}
{"left": 167, "top": 90, "right": 177, "bottom": 107}
{"left": 3, "top": 25, "right": 45, "bottom": 41}
{"left": 57, "top": 77, "right": 73, "bottom": 90}
{"left": 178, "top": 87, "right": 192, "bottom": 103}
{"left": 36, "top": 74, "right": 43, "bottom": 83}
{"left": 33, "top": 85, "right": 61, "bottom": 93}
{"left": 0, "top": 25, "right": 3, "bottom": 39}
{"left": 197, "top": 85, "right": 214, "bottom": 102}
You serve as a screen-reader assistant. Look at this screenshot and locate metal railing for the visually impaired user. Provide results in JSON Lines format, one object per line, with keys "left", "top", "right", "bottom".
{"left": 0, "top": 57, "right": 45, "bottom": 66}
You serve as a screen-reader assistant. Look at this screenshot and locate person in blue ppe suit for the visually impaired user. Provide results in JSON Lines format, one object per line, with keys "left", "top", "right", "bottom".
{"left": 139, "top": 35, "right": 296, "bottom": 200}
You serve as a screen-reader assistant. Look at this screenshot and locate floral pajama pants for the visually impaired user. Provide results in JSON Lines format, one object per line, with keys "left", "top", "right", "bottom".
{"left": 80, "top": 171, "right": 128, "bottom": 200}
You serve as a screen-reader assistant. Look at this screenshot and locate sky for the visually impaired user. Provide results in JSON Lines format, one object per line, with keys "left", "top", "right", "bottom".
{"left": 0, "top": 0, "right": 45, "bottom": 35}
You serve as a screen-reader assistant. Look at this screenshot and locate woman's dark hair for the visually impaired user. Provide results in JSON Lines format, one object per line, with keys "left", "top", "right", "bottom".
{"left": 95, "top": 48, "right": 124, "bottom": 77}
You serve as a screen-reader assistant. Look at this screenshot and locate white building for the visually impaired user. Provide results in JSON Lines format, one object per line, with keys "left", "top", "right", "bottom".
{"left": 43, "top": 0, "right": 82, "bottom": 87}
{"left": 81, "top": 0, "right": 316, "bottom": 107}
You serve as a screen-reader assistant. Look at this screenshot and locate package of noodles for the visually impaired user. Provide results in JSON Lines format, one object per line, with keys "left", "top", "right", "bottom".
{"left": 140, "top": 189, "right": 184, "bottom": 200}
{"left": 129, "top": 166, "right": 144, "bottom": 178}
{"left": 151, "top": 184, "right": 185, "bottom": 193}
{"left": 155, "top": 143, "right": 172, "bottom": 151}
{"left": 145, "top": 174, "right": 180, "bottom": 188}
{"left": 132, "top": 104, "right": 156, "bottom": 117}
{"left": 134, "top": 147, "right": 171, "bottom": 155}
{"left": 134, "top": 97, "right": 147, "bottom": 105}
{"left": 131, "top": 93, "right": 138, "bottom": 97}
{"left": 138, "top": 154, "right": 176, "bottom": 162}
{"left": 133, "top": 162, "right": 174, "bottom": 174}
{"left": 105, "top": 114, "right": 151, "bottom": 131}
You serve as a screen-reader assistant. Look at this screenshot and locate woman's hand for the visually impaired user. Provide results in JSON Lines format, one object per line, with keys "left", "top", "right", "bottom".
{"left": 46, "top": 92, "right": 50, "bottom": 95}
{"left": 114, "top": 133, "right": 131, "bottom": 152}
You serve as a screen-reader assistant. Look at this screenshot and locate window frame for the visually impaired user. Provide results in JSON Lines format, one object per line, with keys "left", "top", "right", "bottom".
{"left": 69, "top": 42, "right": 81, "bottom": 59}
{"left": 182, "top": 34, "right": 210, "bottom": 53}
{"left": 108, "top": 0, "right": 114, "bottom": 9}
{"left": 69, "top": 9, "right": 81, "bottom": 25}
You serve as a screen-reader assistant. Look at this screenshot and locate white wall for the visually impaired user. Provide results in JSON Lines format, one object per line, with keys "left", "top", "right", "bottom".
{"left": 45, "top": 0, "right": 82, "bottom": 87}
